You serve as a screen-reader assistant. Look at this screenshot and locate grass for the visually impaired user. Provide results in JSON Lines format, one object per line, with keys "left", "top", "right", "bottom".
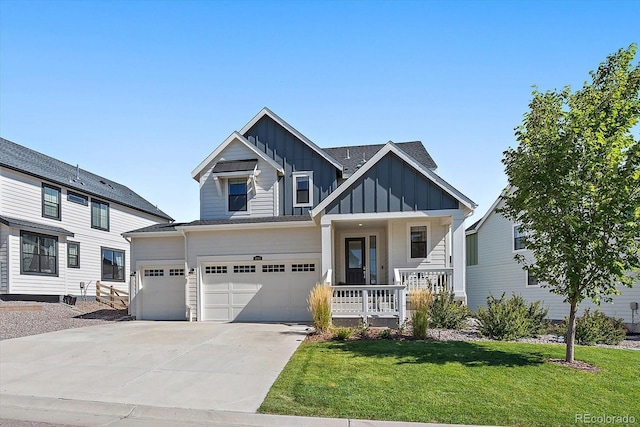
{"left": 259, "top": 340, "right": 640, "bottom": 426}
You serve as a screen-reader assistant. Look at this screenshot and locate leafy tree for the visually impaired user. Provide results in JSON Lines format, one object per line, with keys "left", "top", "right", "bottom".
{"left": 501, "top": 45, "right": 640, "bottom": 362}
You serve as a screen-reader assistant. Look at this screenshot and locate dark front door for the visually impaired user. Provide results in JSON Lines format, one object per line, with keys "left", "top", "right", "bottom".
{"left": 345, "top": 237, "right": 366, "bottom": 284}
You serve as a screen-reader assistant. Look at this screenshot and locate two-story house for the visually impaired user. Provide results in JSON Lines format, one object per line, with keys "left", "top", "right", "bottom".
{"left": 466, "top": 194, "right": 640, "bottom": 331}
{"left": 125, "top": 108, "right": 476, "bottom": 322}
{"left": 0, "top": 138, "right": 173, "bottom": 301}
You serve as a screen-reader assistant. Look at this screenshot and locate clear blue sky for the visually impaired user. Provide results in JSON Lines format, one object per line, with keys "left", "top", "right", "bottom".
{"left": 1, "top": 0, "right": 638, "bottom": 222}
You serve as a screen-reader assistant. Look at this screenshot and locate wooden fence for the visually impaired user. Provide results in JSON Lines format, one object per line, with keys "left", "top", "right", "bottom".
{"left": 96, "top": 281, "right": 129, "bottom": 309}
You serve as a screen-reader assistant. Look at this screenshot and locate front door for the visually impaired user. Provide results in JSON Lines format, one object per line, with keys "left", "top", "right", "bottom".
{"left": 345, "top": 237, "right": 366, "bottom": 284}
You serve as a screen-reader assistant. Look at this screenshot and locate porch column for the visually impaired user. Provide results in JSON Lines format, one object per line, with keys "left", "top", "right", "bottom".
{"left": 321, "top": 220, "right": 333, "bottom": 285}
{"left": 451, "top": 215, "right": 467, "bottom": 302}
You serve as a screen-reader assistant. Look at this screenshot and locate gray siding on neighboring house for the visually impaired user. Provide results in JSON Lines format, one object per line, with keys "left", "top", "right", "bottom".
{"left": 326, "top": 152, "right": 459, "bottom": 215}
{"left": 243, "top": 116, "right": 339, "bottom": 216}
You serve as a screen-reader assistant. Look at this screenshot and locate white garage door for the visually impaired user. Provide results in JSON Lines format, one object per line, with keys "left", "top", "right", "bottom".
{"left": 140, "top": 266, "right": 186, "bottom": 320}
{"left": 201, "top": 260, "right": 320, "bottom": 322}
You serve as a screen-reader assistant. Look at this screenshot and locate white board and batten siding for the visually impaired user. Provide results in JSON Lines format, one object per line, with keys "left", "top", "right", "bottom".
{"left": 467, "top": 205, "right": 640, "bottom": 325}
{"left": 199, "top": 140, "right": 278, "bottom": 220}
{"left": 0, "top": 167, "right": 168, "bottom": 296}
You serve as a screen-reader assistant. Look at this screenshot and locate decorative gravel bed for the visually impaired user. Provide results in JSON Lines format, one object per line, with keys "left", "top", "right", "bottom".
{"left": 0, "top": 300, "right": 130, "bottom": 340}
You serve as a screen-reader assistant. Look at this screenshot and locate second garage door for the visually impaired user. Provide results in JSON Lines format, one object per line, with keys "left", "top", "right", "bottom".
{"left": 140, "top": 266, "right": 186, "bottom": 320}
{"left": 201, "top": 260, "right": 319, "bottom": 322}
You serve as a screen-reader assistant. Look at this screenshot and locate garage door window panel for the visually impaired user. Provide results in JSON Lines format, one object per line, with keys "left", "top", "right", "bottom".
{"left": 234, "top": 265, "right": 256, "bottom": 273}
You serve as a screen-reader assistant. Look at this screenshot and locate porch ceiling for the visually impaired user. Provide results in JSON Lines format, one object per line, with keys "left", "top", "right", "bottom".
{"left": 331, "top": 219, "right": 389, "bottom": 230}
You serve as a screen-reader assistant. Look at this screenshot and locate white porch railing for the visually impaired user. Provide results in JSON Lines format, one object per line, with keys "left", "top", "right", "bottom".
{"left": 331, "top": 285, "right": 406, "bottom": 323}
{"left": 394, "top": 268, "right": 453, "bottom": 294}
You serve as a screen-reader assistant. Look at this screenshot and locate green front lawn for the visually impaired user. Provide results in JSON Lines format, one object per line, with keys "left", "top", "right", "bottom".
{"left": 259, "top": 340, "right": 639, "bottom": 426}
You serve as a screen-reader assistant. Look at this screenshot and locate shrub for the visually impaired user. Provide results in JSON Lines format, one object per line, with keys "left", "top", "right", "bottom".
{"left": 410, "top": 288, "right": 433, "bottom": 340}
{"left": 560, "top": 309, "right": 626, "bottom": 346}
{"left": 476, "top": 293, "right": 548, "bottom": 340}
{"left": 378, "top": 328, "right": 392, "bottom": 340}
{"left": 332, "top": 327, "right": 352, "bottom": 341}
{"left": 430, "top": 290, "right": 471, "bottom": 330}
{"left": 308, "top": 283, "right": 332, "bottom": 333}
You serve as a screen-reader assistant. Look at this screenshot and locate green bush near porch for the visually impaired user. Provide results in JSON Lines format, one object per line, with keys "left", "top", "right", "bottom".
{"left": 259, "top": 340, "right": 639, "bottom": 426}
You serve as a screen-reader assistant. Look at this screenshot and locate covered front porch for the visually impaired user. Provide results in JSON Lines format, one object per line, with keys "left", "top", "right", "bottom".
{"left": 320, "top": 210, "right": 467, "bottom": 325}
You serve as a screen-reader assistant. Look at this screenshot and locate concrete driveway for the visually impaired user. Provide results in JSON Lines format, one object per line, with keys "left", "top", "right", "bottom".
{"left": 0, "top": 321, "right": 309, "bottom": 413}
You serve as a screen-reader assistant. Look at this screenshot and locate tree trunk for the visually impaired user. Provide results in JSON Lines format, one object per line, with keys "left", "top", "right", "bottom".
{"left": 565, "top": 298, "right": 578, "bottom": 363}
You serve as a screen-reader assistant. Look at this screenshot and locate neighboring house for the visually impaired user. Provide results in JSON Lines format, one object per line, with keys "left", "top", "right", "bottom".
{"left": 125, "top": 108, "right": 476, "bottom": 322}
{"left": 466, "top": 194, "right": 640, "bottom": 331}
{"left": 0, "top": 138, "right": 173, "bottom": 300}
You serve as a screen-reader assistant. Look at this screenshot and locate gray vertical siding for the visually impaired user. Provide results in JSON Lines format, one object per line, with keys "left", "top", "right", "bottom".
{"left": 326, "top": 152, "right": 459, "bottom": 214}
{"left": 244, "top": 116, "right": 339, "bottom": 216}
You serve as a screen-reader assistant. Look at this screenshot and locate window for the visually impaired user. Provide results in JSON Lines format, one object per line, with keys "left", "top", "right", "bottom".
{"left": 409, "top": 225, "right": 428, "bottom": 259}
{"left": 292, "top": 263, "right": 315, "bottom": 272}
{"left": 42, "top": 184, "right": 61, "bottom": 220}
{"left": 169, "top": 268, "right": 185, "bottom": 276}
{"left": 101, "top": 248, "right": 125, "bottom": 281}
{"left": 228, "top": 178, "right": 247, "bottom": 212}
{"left": 466, "top": 233, "right": 478, "bottom": 266}
{"left": 68, "top": 191, "right": 88, "bottom": 205}
{"left": 205, "top": 266, "right": 227, "bottom": 274}
{"left": 526, "top": 271, "right": 539, "bottom": 287}
{"left": 262, "top": 264, "right": 285, "bottom": 273}
{"left": 91, "top": 199, "right": 109, "bottom": 231}
{"left": 233, "top": 265, "right": 255, "bottom": 273}
{"left": 67, "top": 242, "right": 80, "bottom": 268}
{"left": 144, "top": 269, "right": 164, "bottom": 277}
{"left": 369, "top": 236, "right": 377, "bottom": 284}
{"left": 514, "top": 225, "right": 526, "bottom": 251}
{"left": 293, "top": 172, "right": 313, "bottom": 207}
{"left": 21, "top": 232, "right": 58, "bottom": 276}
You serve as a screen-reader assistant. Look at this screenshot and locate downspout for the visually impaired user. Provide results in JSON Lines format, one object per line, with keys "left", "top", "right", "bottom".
{"left": 181, "top": 229, "right": 193, "bottom": 322}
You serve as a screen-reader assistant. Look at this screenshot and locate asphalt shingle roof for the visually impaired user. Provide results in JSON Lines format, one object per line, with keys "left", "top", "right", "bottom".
{"left": 0, "top": 138, "right": 173, "bottom": 221}
{"left": 322, "top": 141, "right": 437, "bottom": 175}
{"left": 0, "top": 215, "right": 74, "bottom": 236}
{"left": 127, "top": 215, "right": 313, "bottom": 233}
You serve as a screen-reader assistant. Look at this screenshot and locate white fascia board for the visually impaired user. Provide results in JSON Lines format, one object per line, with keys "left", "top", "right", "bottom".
{"left": 176, "top": 220, "right": 317, "bottom": 233}
{"left": 312, "top": 142, "right": 477, "bottom": 218}
{"left": 191, "top": 131, "right": 284, "bottom": 181}
{"left": 239, "top": 107, "right": 343, "bottom": 171}
{"left": 465, "top": 189, "right": 509, "bottom": 235}
{"left": 320, "top": 210, "right": 466, "bottom": 225}
{"left": 123, "top": 231, "right": 183, "bottom": 238}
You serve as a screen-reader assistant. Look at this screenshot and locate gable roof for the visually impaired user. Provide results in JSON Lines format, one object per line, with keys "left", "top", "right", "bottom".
{"left": 0, "top": 138, "right": 173, "bottom": 221}
{"left": 465, "top": 191, "right": 507, "bottom": 235}
{"left": 312, "top": 142, "right": 476, "bottom": 217}
{"left": 323, "top": 141, "right": 437, "bottom": 176}
{"left": 240, "top": 107, "right": 344, "bottom": 171}
{"left": 191, "top": 131, "right": 285, "bottom": 181}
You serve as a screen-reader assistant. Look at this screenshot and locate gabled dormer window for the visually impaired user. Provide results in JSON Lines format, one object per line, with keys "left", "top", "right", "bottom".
{"left": 42, "top": 184, "right": 61, "bottom": 220}
{"left": 228, "top": 178, "right": 248, "bottom": 212}
{"left": 293, "top": 172, "right": 313, "bottom": 208}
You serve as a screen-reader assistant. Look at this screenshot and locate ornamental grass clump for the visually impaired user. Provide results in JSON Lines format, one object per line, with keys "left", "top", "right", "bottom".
{"left": 308, "top": 283, "right": 332, "bottom": 333}
{"left": 411, "top": 288, "right": 433, "bottom": 340}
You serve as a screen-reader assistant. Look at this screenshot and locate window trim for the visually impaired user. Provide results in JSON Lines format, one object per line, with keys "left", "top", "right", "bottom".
{"left": 91, "top": 199, "right": 110, "bottom": 231}
{"left": 68, "top": 191, "right": 88, "bottom": 206}
{"left": 226, "top": 177, "right": 250, "bottom": 214}
{"left": 42, "top": 183, "right": 61, "bottom": 220}
{"left": 101, "top": 247, "right": 125, "bottom": 282}
{"left": 513, "top": 224, "right": 526, "bottom": 252}
{"left": 407, "top": 223, "right": 431, "bottom": 262}
{"left": 293, "top": 171, "right": 313, "bottom": 208}
{"left": 526, "top": 270, "right": 540, "bottom": 287}
{"left": 20, "top": 231, "right": 58, "bottom": 276}
{"left": 67, "top": 241, "right": 80, "bottom": 269}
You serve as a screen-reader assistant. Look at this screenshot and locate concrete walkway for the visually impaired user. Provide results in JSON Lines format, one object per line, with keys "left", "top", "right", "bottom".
{"left": 0, "top": 321, "right": 309, "bottom": 413}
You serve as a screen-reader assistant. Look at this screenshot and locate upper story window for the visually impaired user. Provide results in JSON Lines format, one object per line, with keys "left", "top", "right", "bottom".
{"left": 409, "top": 225, "right": 429, "bottom": 260}
{"left": 228, "top": 178, "right": 247, "bottom": 212}
{"left": 102, "top": 247, "right": 125, "bottom": 281}
{"left": 21, "top": 231, "right": 58, "bottom": 276}
{"left": 293, "top": 172, "right": 313, "bottom": 208}
{"left": 68, "top": 191, "right": 88, "bottom": 206}
{"left": 513, "top": 225, "right": 526, "bottom": 251}
{"left": 91, "top": 199, "right": 109, "bottom": 231}
{"left": 42, "top": 184, "right": 61, "bottom": 220}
